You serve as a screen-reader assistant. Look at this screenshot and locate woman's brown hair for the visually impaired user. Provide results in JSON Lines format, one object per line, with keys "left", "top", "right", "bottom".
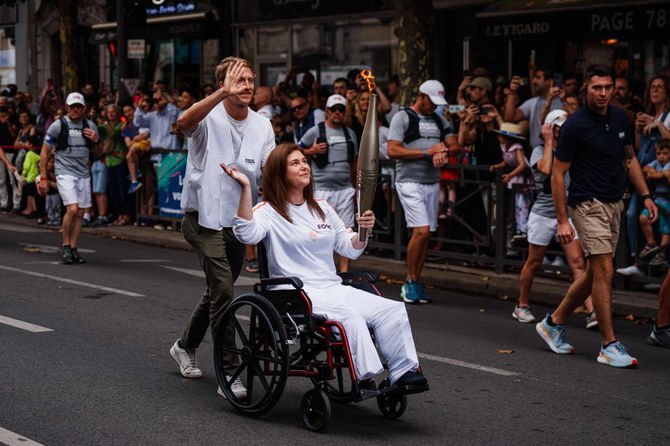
{"left": 262, "top": 143, "right": 326, "bottom": 223}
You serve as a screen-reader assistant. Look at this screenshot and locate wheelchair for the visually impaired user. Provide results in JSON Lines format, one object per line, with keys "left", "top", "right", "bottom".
{"left": 213, "top": 244, "right": 429, "bottom": 431}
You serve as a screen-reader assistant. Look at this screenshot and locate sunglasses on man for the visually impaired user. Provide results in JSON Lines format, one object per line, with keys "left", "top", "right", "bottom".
{"left": 329, "top": 105, "right": 345, "bottom": 113}
{"left": 291, "top": 103, "right": 307, "bottom": 112}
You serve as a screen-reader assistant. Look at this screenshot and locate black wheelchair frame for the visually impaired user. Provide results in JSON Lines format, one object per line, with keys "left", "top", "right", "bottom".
{"left": 213, "top": 243, "right": 428, "bottom": 431}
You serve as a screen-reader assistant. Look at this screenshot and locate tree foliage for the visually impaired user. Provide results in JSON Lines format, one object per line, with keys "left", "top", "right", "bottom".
{"left": 394, "top": 0, "right": 435, "bottom": 107}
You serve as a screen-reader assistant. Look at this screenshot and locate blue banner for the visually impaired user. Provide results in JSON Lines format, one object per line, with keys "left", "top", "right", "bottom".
{"left": 157, "top": 152, "right": 187, "bottom": 218}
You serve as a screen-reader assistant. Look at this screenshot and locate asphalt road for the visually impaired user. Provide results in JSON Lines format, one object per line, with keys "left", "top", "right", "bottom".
{"left": 2, "top": 221, "right": 670, "bottom": 445}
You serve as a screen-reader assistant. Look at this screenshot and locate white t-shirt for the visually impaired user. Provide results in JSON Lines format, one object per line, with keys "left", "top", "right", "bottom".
{"left": 233, "top": 199, "right": 365, "bottom": 289}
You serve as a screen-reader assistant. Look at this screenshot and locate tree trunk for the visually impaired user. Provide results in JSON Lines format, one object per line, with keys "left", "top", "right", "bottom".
{"left": 59, "top": 0, "right": 78, "bottom": 94}
{"left": 394, "top": 0, "right": 435, "bottom": 107}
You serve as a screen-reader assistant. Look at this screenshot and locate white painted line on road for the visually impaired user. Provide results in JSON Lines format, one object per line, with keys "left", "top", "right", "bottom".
{"left": 162, "top": 266, "right": 204, "bottom": 278}
{"left": 0, "top": 315, "right": 53, "bottom": 333}
{"left": 0, "top": 265, "right": 144, "bottom": 297}
{"left": 0, "top": 223, "right": 43, "bottom": 233}
{"left": 0, "top": 426, "right": 44, "bottom": 446}
{"left": 23, "top": 261, "right": 61, "bottom": 265}
{"left": 120, "top": 259, "right": 172, "bottom": 263}
{"left": 18, "top": 243, "right": 95, "bottom": 254}
{"left": 418, "top": 352, "right": 520, "bottom": 377}
{"left": 162, "top": 266, "right": 259, "bottom": 286}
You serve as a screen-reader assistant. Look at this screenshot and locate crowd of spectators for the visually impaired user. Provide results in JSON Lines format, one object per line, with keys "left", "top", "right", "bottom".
{"left": 0, "top": 63, "right": 669, "bottom": 285}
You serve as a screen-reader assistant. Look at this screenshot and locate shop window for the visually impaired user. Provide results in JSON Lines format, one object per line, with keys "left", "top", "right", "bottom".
{"left": 0, "top": 27, "right": 16, "bottom": 86}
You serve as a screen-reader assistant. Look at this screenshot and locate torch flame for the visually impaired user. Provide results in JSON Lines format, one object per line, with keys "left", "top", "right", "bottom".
{"left": 360, "top": 69, "right": 377, "bottom": 93}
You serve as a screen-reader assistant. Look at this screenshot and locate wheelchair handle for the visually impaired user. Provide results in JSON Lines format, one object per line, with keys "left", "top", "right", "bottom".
{"left": 337, "top": 272, "right": 378, "bottom": 284}
{"left": 255, "top": 276, "right": 304, "bottom": 292}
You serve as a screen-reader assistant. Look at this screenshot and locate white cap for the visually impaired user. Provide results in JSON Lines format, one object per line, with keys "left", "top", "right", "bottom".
{"left": 326, "top": 94, "right": 347, "bottom": 109}
{"left": 66, "top": 92, "right": 85, "bottom": 106}
{"left": 419, "top": 80, "right": 447, "bottom": 105}
{"left": 545, "top": 109, "right": 568, "bottom": 127}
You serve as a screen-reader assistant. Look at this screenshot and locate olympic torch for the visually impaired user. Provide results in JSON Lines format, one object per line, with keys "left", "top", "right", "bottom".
{"left": 356, "top": 70, "right": 379, "bottom": 242}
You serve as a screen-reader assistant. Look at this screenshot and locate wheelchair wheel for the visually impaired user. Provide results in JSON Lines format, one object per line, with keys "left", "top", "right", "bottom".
{"left": 376, "top": 379, "right": 407, "bottom": 419}
{"left": 301, "top": 388, "right": 331, "bottom": 432}
{"left": 214, "top": 293, "right": 289, "bottom": 417}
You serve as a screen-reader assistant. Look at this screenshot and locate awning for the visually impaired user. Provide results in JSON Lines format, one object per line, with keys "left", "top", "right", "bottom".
{"left": 91, "top": 12, "right": 208, "bottom": 31}
{"left": 476, "top": 0, "right": 669, "bottom": 40}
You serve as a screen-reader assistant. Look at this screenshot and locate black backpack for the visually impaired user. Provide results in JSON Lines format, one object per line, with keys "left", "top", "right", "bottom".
{"left": 55, "top": 116, "right": 94, "bottom": 151}
{"left": 402, "top": 108, "right": 446, "bottom": 144}
{"left": 311, "top": 121, "right": 355, "bottom": 169}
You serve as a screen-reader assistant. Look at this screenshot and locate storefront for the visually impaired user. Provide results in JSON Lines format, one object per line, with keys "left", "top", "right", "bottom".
{"left": 473, "top": 0, "right": 670, "bottom": 84}
{"left": 91, "top": 0, "right": 224, "bottom": 92}
{"left": 231, "top": 0, "right": 397, "bottom": 88}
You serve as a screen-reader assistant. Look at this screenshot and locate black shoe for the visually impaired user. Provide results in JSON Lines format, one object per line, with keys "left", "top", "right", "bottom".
{"left": 357, "top": 378, "right": 377, "bottom": 391}
{"left": 393, "top": 370, "right": 427, "bottom": 388}
{"left": 71, "top": 248, "right": 85, "bottom": 264}
{"left": 62, "top": 247, "right": 74, "bottom": 265}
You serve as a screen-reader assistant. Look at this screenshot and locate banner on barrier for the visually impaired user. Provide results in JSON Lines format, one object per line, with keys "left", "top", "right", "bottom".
{"left": 157, "top": 152, "right": 187, "bottom": 218}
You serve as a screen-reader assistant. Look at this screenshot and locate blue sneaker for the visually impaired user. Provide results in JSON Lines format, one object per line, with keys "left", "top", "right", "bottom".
{"left": 416, "top": 282, "right": 432, "bottom": 303}
{"left": 535, "top": 314, "right": 575, "bottom": 354}
{"left": 128, "top": 181, "right": 142, "bottom": 194}
{"left": 597, "top": 341, "right": 638, "bottom": 368}
{"left": 401, "top": 280, "right": 421, "bottom": 304}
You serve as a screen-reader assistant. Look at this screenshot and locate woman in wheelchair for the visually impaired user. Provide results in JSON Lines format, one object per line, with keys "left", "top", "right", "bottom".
{"left": 221, "top": 143, "right": 428, "bottom": 390}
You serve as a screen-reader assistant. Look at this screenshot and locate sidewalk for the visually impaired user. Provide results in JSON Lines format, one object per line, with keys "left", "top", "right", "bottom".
{"left": 2, "top": 212, "right": 660, "bottom": 319}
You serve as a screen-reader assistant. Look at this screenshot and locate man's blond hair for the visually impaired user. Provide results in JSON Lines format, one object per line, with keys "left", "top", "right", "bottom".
{"left": 215, "top": 57, "right": 254, "bottom": 84}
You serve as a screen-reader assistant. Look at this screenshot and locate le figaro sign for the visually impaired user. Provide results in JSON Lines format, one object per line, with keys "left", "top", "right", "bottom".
{"left": 485, "top": 7, "right": 666, "bottom": 38}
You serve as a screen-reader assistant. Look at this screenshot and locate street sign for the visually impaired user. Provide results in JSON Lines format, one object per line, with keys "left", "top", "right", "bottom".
{"left": 127, "top": 39, "right": 145, "bottom": 59}
{"left": 122, "top": 78, "right": 140, "bottom": 97}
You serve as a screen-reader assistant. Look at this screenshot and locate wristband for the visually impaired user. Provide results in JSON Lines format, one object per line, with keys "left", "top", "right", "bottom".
{"left": 423, "top": 148, "right": 427, "bottom": 157}
{"left": 641, "top": 194, "right": 652, "bottom": 202}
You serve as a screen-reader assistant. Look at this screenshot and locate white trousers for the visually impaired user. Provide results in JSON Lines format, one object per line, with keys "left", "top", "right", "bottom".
{"left": 304, "top": 283, "right": 419, "bottom": 383}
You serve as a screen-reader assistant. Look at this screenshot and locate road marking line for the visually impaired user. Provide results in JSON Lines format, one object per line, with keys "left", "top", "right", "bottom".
{"left": 0, "top": 315, "right": 53, "bottom": 333}
{"left": 0, "top": 265, "right": 144, "bottom": 297}
{"left": 418, "top": 352, "right": 520, "bottom": 376}
{"left": 0, "top": 426, "right": 44, "bottom": 446}
{"left": 18, "top": 243, "right": 95, "bottom": 254}
{"left": 162, "top": 266, "right": 258, "bottom": 286}
{"left": 120, "top": 259, "right": 172, "bottom": 263}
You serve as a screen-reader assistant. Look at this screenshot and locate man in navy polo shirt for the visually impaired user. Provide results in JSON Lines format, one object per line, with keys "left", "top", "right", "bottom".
{"left": 535, "top": 64, "right": 657, "bottom": 368}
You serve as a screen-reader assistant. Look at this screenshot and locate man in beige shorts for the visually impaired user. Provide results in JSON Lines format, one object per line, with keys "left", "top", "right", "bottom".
{"left": 535, "top": 64, "right": 657, "bottom": 368}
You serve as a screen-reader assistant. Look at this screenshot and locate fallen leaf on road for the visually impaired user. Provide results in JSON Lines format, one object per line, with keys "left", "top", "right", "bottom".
{"left": 480, "top": 276, "right": 490, "bottom": 281}
{"left": 498, "top": 349, "right": 514, "bottom": 354}
{"left": 625, "top": 314, "right": 635, "bottom": 321}
{"left": 379, "top": 275, "right": 389, "bottom": 281}
{"left": 498, "top": 293, "right": 508, "bottom": 301}
{"left": 479, "top": 309, "right": 485, "bottom": 313}
{"left": 24, "top": 247, "right": 41, "bottom": 253}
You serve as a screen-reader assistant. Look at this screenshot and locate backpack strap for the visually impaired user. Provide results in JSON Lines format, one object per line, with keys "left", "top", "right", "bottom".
{"left": 55, "top": 117, "right": 69, "bottom": 151}
{"left": 311, "top": 122, "right": 329, "bottom": 168}
{"left": 342, "top": 126, "right": 354, "bottom": 163}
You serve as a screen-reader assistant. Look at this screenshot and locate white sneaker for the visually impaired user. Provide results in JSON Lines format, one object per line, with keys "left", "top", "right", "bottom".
{"left": 217, "top": 375, "right": 248, "bottom": 400}
{"left": 170, "top": 340, "right": 202, "bottom": 379}
{"left": 512, "top": 305, "right": 536, "bottom": 323}
{"left": 615, "top": 264, "right": 644, "bottom": 277}
{"left": 585, "top": 311, "right": 599, "bottom": 330}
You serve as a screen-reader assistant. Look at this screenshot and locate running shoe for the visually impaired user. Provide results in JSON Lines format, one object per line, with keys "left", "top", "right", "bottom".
{"left": 416, "top": 282, "right": 432, "bottom": 303}
{"left": 70, "top": 248, "right": 85, "bottom": 264}
{"left": 401, "top": 279, "right": 421, "bottom": 304}
{"left": 586, "top": 311, "right": 599, "bottom": 330}
{"left": 62, "top": 246, "right": 74, "bottom": 265}
{"left": 128, "top": 181, "right": 143, "bottom": 194}
{"left": 647, "top": 325, "right": 670, "bottom": 348}
{"left": 512, "top": 305, "right": 536, "bottom": 323}
{"left": 217, "top": 375, "right": 248, "bottom": 400}
{"left": 597, "top": 341, "right": 638, "bottom": 368}
{"left": 170, "top": 340, "right": 202, "bottom": 378}
{"left": 535, "top": 314, "right": 575, "bottom": 354}
{"left": 615, "top": 264, "right": 644, "bottom": 277}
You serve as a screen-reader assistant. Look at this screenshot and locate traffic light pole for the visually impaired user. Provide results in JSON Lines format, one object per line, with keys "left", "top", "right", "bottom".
{"left": 116, "top": 1, "right": 130, "bottom": 105}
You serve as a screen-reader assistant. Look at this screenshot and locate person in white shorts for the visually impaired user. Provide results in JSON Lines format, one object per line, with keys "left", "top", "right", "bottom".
{"left": 37, "top": 92, "right": 98, "bottom": 265}
{"left": 388, "top": 80, "right": 460, "bottom": 304}
{"left": 299, "top": 94, "right": 359, "bottom": 272}
{"left": 516, "top": 110, "right": 597, "bottom": 329}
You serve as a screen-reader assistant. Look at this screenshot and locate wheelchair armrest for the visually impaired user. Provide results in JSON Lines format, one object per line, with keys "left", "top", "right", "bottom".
{"left": 337, "top": 271, "right": 378, "bottom": 284}
{"left": 254, "top": 276, "right": 304, "bottom": 293}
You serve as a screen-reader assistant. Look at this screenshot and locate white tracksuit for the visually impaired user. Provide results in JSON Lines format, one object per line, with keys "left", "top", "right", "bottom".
{"left": 233, "top": 199, "right": 419, "bottom": 383}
